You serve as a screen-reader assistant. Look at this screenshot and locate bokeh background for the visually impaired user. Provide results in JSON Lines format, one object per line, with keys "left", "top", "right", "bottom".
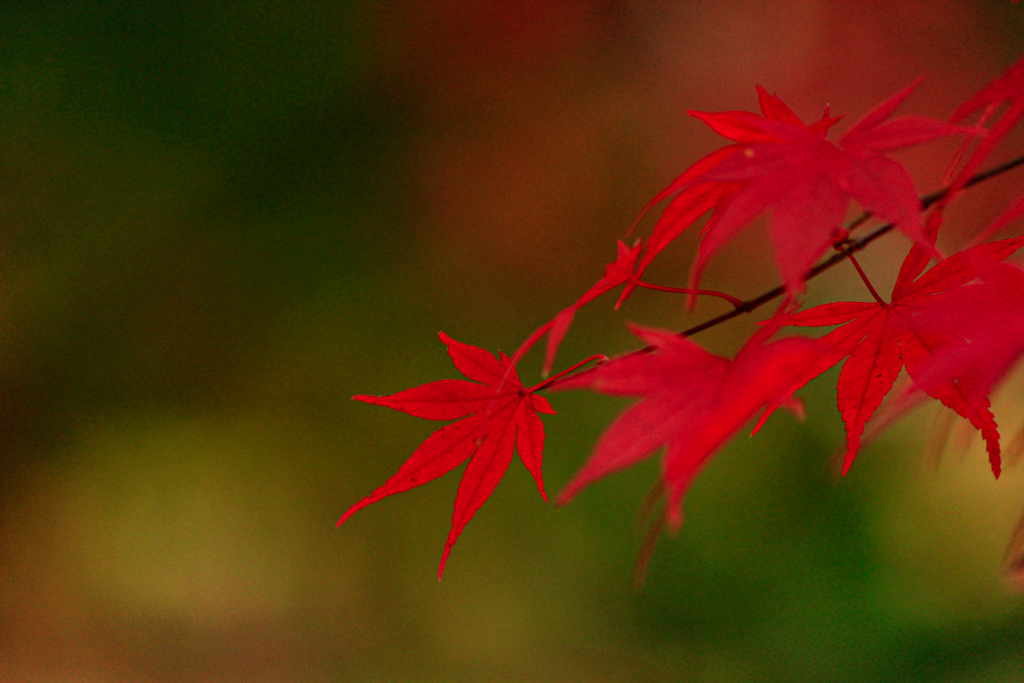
{"left": 2, "top": 1, "right": 1024, "bottom": 681}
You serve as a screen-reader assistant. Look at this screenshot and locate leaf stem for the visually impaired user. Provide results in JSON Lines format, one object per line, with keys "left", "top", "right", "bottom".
{"left": 529, "top": 355, "right": 608, "bottom": 393}
{"left": 846, "top": 253, "right": 886, "bottom": 306}
{"left": 633, "top": 281, "right": 744, "bottom": 308}
{"left": 543, "top": 152, "right": 1024, "bottom": 391}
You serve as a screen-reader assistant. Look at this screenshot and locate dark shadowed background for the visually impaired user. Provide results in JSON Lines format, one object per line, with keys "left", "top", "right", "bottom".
{"left": 2, "top": 2, "right": 1024, "bottom": 681}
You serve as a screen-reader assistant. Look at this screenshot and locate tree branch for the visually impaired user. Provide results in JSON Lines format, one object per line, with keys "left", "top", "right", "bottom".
{"left": 543, "top": 152, "right": 1024, "bottom": 390}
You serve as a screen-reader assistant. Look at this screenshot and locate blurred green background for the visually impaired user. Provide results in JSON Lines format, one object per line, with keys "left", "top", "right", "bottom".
{"left": 2, "top": 1, "right": 1024, "bottom": 681}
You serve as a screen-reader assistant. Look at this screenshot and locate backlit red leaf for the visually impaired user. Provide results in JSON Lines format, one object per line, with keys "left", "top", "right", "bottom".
{"left": 553, "top": 323, "right": 822, "bottom": 530}
{"left": 343, "top": 332, "right": 556, "bottom": 579}
{"left": 685, "top": 79, "right": 965, "bottom": 297}
{"left": 780, "top": 236, "right": 1024, "bottom": 475}
{"left": 506, "top": 239, "right": 642, "bottom": 378}
{"left": 912, "top": 262, "right": 1024, "bottom": 444}
{"left": 943, "top": 53, "right": 1024, "bottom": 221}
{"left": 625, "top": 87, "right": 838, "bottom": 310}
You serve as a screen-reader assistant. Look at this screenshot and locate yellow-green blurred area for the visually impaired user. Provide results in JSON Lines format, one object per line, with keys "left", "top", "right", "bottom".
{"left": 4, "top": 1, "right": 1024, "bottom": 680}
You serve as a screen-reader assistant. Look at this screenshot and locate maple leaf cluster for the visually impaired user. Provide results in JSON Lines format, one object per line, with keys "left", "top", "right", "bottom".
{"left": 345, "top": 54, "right": 1024, "bottom": 580}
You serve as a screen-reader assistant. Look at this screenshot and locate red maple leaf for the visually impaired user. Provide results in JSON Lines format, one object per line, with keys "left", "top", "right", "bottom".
{"left": 342, "top": 332, "right": 556, "bottom": 579}
{"left": 552, "top": 322, "right": 822, "bottom": 530}
{"left": 506, "top": 239, "right": 642, "bottom": 378}
{"left": 504, "top": 89, "right": 836, "bottom": 380}
{"left": 779, "top": 237, "right": 1024, "bottom": 476}
{"left": 911, "top": 261, "right": 1024, "bottom": 418}
{"left": 624, "top": 86, "right": 841, "bottom": 309}
{"left": 685, "top": 79, "right": 965, "bottom": 297}
{"left": 949, "top": 53, "right": 1024, "bottom": 198}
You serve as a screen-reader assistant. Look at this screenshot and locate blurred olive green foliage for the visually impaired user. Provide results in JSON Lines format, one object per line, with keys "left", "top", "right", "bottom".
{"left": 2, "top": 2, "right": 1024, "bottom": 681}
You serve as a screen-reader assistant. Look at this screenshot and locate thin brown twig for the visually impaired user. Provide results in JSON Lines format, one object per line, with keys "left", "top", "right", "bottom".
{"left": 542, "top": 152, "right": 1024, "bottom": 391}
